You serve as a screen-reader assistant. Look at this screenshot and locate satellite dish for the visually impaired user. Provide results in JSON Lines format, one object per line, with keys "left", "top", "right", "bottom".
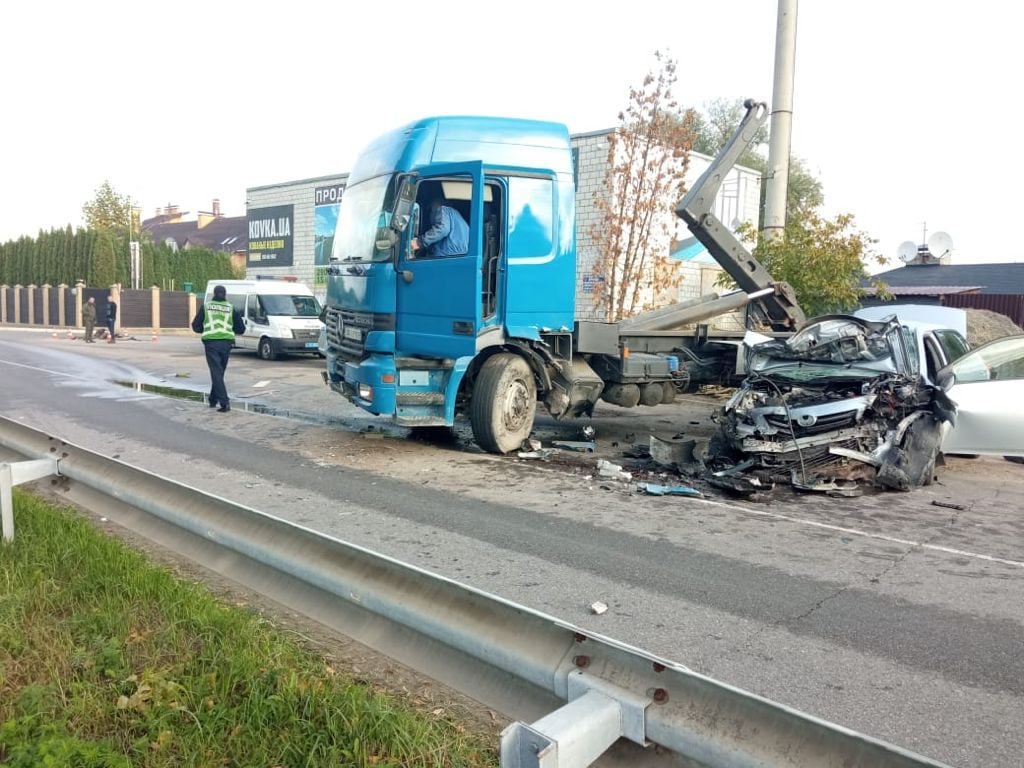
{"left": 897, "top": 241, "right": 918, "bottom": 263}
{"left": 928, "top": 231, "right": 954, "bottom": 259}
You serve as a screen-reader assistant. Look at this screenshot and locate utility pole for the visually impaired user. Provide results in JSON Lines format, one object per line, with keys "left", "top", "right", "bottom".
{"left": 762, "top": 0, "right": 798, "bottom": 243}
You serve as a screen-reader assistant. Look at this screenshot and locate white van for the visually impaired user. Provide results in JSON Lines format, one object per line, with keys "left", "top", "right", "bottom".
{"left": 204, "top": 279, "right": 324, "bottom": 360}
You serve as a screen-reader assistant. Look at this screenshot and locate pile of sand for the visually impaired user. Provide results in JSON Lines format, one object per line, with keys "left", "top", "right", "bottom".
{"left": 964, "top": 308, "right": 1023, "bottom": 346}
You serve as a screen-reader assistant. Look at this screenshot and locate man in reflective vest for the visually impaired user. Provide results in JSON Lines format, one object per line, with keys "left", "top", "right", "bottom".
{"left": 191, "top": 285, "right": 246, "bottom": 412}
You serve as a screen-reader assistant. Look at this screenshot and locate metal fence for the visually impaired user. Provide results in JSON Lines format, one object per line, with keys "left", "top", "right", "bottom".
{"left": 0, "top": 285, "right": 195, "bottom": 330}
{"left": 160, "top": 291, "right": 191, "bottom": 328}
{"left": 120, "top": 289, "right": 152, "bottom": 328}
{"left": 941, "top": 293, "right": 1024, "bottom": 328}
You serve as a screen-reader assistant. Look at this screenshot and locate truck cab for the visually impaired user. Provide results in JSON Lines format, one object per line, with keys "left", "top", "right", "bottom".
{"left": 323, "top": 117, "right": 586, "bottom": 450}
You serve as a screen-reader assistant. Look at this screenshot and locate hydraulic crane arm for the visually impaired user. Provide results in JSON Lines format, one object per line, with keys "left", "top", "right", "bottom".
{"left": 675, "top": 99, "right": 805, "bottom": 331}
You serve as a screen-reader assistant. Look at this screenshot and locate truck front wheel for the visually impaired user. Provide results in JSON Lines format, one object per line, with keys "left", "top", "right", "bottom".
{"left": 470, "top": 354, "right": 537, "bottom": 454}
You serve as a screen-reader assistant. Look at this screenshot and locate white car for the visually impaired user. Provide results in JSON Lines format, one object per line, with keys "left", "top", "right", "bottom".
{"left": 938, "top": 335, "right": 1024, "bottom": 459}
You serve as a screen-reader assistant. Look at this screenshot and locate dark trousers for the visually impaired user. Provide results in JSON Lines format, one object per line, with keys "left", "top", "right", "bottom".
{"left": 204, "top": 339, "right": 233, "bottom": 407}
{"left": 106, "top": 319, "right": 116, "bottom": 341}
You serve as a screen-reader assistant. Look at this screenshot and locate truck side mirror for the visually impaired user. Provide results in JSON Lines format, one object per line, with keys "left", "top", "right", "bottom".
{"left": 390, "top": 175, "right": 417, "bottom": 233}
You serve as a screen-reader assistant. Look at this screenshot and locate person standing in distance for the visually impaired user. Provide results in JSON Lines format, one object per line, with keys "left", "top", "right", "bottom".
{"left": 105, "top": 294, "right": 117, "bottom": 342}
{"left": 82, "top": 297, "right": 97, "bottom": 342}
{"left": 191, "top": 285, "right": 246, "bottom": 412}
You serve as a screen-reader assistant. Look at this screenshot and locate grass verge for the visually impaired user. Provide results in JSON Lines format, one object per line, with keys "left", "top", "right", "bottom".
{"left": 0, "top": 490, "right": 496, "bottom": 767}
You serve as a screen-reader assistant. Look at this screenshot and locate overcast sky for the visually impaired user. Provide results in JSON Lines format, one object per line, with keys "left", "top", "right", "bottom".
{"left": 3, "top": 0, "right": 1019, "bottom": 271}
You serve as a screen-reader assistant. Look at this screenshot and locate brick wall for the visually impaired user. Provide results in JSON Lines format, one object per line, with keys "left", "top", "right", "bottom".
{"left": 571, "top": 128, "right": 761, "bottom": 322}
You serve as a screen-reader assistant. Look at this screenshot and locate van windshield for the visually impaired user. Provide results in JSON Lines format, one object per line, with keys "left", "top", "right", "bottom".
{"left": 261, "top": 295, "right": 321, "bottom": 317}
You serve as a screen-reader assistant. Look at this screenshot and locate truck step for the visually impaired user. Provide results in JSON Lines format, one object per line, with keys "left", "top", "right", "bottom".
{"left": 396, "top": 391, "right": 446, "bottom": 405}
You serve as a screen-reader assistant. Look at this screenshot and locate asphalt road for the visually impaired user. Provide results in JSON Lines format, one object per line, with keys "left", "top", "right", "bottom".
{"left": 1, "top": 328, "right": 1022, "bottom": 767}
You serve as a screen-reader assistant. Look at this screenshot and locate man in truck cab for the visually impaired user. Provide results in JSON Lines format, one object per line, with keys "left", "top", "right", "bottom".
{"left": 411, "top": 190, "right": 469, "bottom": 258}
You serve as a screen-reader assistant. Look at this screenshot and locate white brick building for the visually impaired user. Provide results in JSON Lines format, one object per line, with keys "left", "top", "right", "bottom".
{"left": 570, "top": 128, "right": 761, "bottom": 320}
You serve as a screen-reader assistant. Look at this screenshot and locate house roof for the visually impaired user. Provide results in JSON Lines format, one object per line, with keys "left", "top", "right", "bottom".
{"left": 183, "top": 215, "right": 247, "bottom": 251}
{"left": 867, "top": 263, "right": 1024, "bottom": 295}
{"left": 861, "top": 285, "right": 982, "bottom": 296}
{"left": 144, "top": 220, "right": 195, "bottom": 249}
{"left": 143, "top": 215, "right": 247, "bottom": 252}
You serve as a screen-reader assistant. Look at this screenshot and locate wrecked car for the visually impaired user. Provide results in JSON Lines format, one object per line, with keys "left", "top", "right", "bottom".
{"left": 709, "top": 315, "right": 958, "bottom": 493}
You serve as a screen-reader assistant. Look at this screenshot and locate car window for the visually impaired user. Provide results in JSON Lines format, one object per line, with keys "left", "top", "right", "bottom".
{"left": 923, "top": 336, "right": 941, "bottom": 381}
{"left": 949, "top": 336, "right": 1024, "bottom": 383}
{"left": 934, "top": 330, "right": 970, "bottom": 363}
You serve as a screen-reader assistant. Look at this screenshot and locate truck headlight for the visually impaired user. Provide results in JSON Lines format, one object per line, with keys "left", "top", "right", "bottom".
{"left": 358, "top": 384, "right": 372, "bottom": 401}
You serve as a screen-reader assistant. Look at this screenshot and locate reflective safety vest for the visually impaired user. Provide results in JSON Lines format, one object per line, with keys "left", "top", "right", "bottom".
{"left": 202, "top": 299, "right": 235, "bottom": 341}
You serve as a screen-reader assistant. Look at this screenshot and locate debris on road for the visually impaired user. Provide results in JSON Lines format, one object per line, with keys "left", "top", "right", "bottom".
{"left": 931, "top": 499, "right": 967, "bottom": 511}
{"left": 649, "top": 435, "right": 697, "bottom": 468}
{"left": 638, "top": 482, "right": 703, "bottom": 498}
{"left": 553, "top": 440, "right": 597, "bottom": 453}
{"left": 590, "top": 601, "right": 608, "bottom": 615}
{"left": 517, "top": 448, "right": 558, "bottom": 460}
{"left": 521, "top": 438, "right": 542, "bottom": 453}
{"left": 596, "top": 459, "right": 631, "bottom": 481}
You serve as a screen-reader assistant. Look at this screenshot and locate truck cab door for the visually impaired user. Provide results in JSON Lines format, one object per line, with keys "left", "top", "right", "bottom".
{"left": 396, "top": 162, "right": 483, "bottom": 358}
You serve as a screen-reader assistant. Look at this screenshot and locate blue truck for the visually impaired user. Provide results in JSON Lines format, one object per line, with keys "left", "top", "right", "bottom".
{"left": 321, "top": 102, "right": 804, "bottom": 453}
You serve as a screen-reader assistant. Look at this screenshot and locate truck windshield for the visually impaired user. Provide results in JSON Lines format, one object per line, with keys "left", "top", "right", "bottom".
{"left": 261, "top": 295, "right": 321, "bottom": 317}
{"left": 330, "top": 174, "right": 394, "bottom": 263}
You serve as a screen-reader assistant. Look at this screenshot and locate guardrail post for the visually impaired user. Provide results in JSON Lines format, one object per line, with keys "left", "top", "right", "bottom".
{"left": 500, "top": 671, "right": 650, "bottom": 768}
{"left": 0, "top": 458, "right": 60, "bottom": 541}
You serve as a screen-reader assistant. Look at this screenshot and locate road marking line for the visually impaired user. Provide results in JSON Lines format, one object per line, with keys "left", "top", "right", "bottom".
{"left": 696, "top": 498, "right": 1024, "bottom": 568}
{"left": 0, "top": 359, "right": 78, "bottom": 378}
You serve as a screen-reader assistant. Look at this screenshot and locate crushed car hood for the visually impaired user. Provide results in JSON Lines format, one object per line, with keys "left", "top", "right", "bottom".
{"left": 747, "top": 315, "right": 917, "bottom": 378}
{"left": 709, "top": 315, "right": 955, "bottom": 494}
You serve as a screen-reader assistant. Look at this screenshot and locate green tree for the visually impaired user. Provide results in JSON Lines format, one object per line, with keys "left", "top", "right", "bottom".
{"left": 692, "top": 97, "right": 768, "bottom": 170}
{"left": 91, "top": 229, "right": 120, "bottom": 287}
{"left": 82, "top": 180, "right": 133, "bottom": 234}
{"left": 724, "top": 211, "right": 886, "bottom": 317}
{"left": 591, "top": 51, "right": 698, "bottom": 320}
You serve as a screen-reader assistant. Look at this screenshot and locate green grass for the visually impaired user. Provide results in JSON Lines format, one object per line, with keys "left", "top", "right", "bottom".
{"left": 0, "top": 491, "right": 497, "bottom": 767}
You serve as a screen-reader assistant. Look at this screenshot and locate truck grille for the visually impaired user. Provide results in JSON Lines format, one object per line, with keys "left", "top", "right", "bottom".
{"left": 325, "top": 307, "right": 394, "bottom": 359}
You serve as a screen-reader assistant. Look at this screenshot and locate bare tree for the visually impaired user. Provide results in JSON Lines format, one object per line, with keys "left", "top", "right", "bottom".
{"left": 591, "top": 52, "right": 697, "bottom": 320}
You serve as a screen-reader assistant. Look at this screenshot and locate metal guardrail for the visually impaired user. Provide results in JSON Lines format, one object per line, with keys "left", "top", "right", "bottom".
{"left": 0, "top": 415, "right": 951, "bottom": 768}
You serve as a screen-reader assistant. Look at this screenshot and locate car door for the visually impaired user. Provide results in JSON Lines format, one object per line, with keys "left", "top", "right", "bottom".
{"left": 940, "top": 335, "right": 1024, "bottom": 457}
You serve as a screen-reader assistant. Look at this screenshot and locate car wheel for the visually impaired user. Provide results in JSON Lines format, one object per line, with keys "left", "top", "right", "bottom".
{"left": 258, "top": 337, "right": 277, "bottom": 361}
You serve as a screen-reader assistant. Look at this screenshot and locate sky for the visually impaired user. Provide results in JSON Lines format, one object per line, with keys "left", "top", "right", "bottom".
{"left": 3, "top": 0, "right": 1021, "bottom": 273}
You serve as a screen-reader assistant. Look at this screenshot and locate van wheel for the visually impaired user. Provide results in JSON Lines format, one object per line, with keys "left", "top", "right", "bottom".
{"left": 258, "top": 337, "right": 277, "bottom": 361}
{"left": 470, "top": 354, "right": 536, "bottom": 454}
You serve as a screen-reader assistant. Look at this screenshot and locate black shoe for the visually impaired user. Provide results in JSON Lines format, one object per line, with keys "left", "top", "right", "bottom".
{"left": 209, "top": 399, "right": 218, "bottom": 408}
{"left": 217, "top": 405, "right": 230, "bottom": 412}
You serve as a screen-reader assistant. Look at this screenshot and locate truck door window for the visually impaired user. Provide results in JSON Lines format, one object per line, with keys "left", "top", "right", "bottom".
{"left": 414, "top": 178, "right": 473, "bottom": 257}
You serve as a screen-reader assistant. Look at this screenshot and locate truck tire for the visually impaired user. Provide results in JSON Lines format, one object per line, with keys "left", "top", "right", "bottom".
{"left": 258, "top": 337, "right": 277, "bottom": 361}
{"left": 470, "top": 353, "right": 537, "bottom": 454}
{"left": 640, "top": 382, "right": 664, "bottom": 406}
